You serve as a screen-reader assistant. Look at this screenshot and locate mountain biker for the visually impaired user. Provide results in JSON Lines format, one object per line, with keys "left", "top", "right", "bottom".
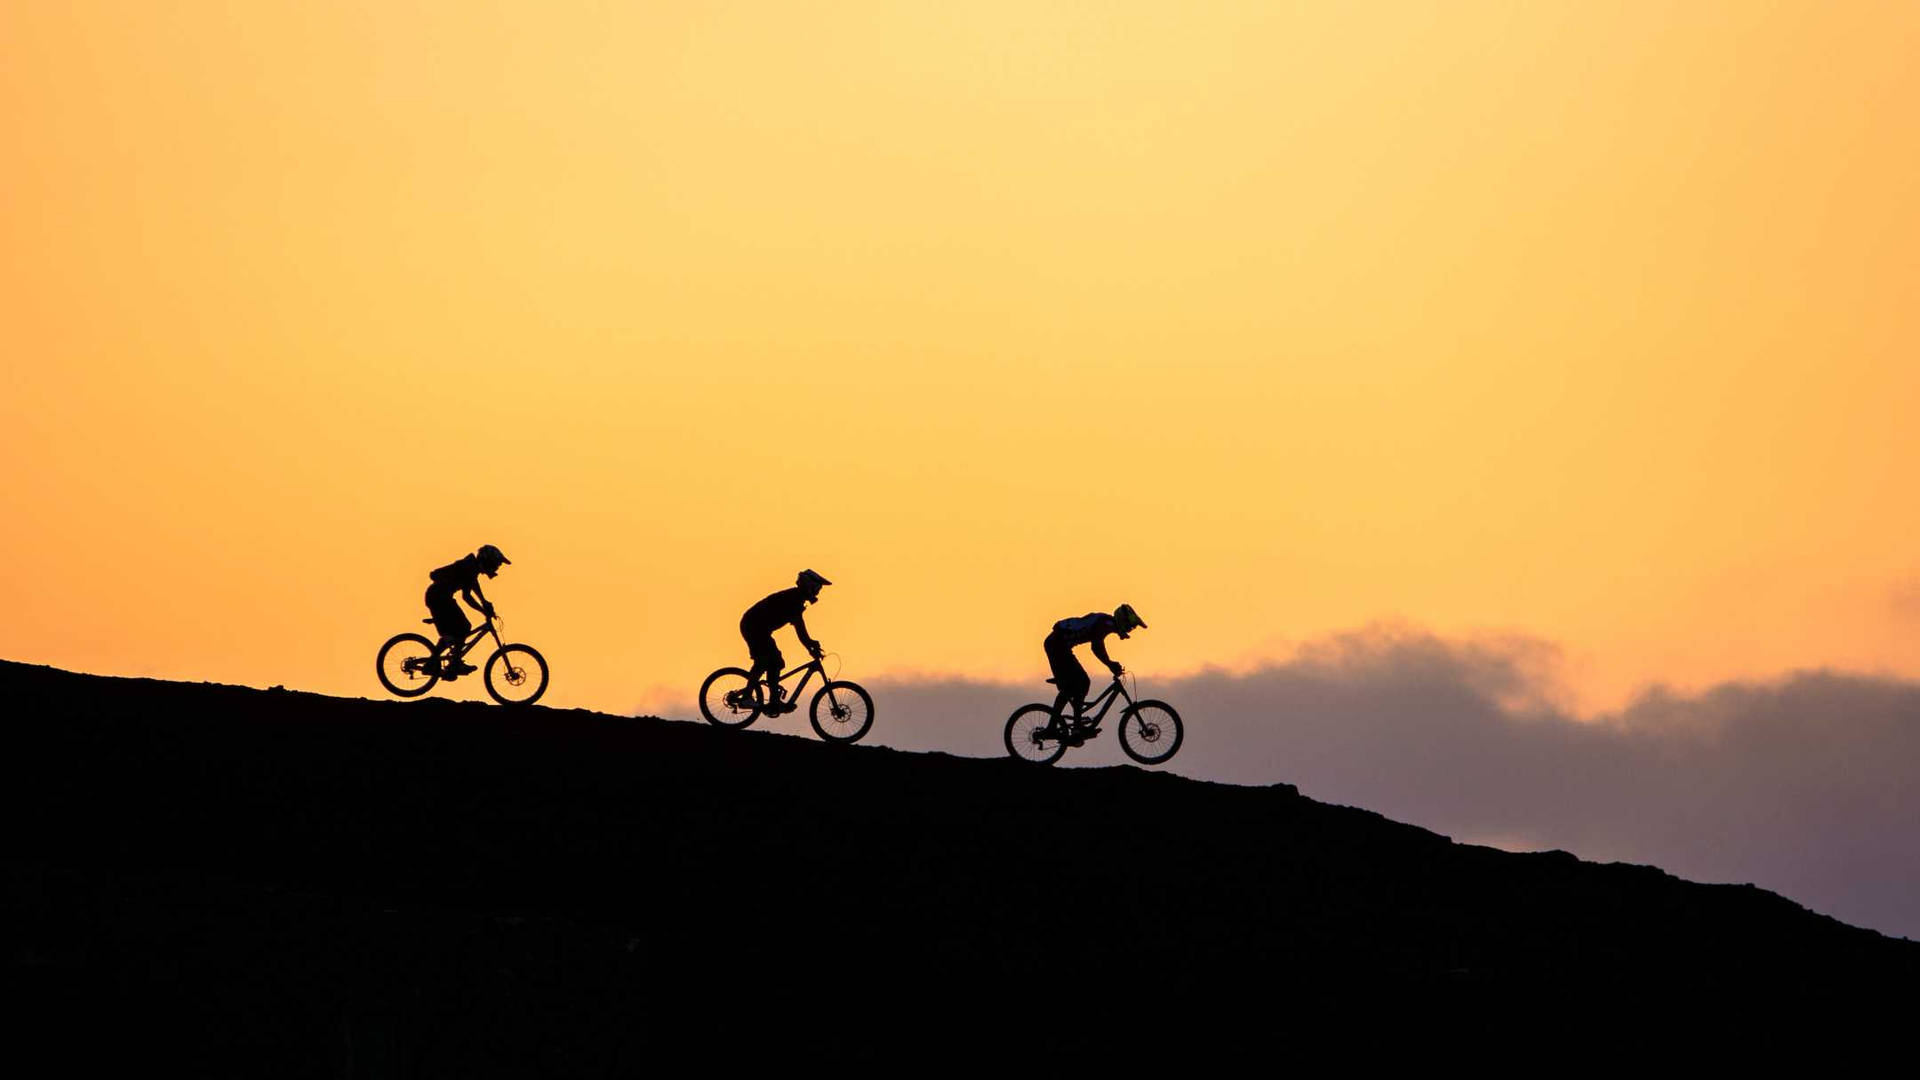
{"left": 424, "top": 545, "right": 510, "bottom": 678}
{"left": 740, "top": 569, "right": 830, "bottom": 714}
{"left": 1042, "top": 604, "right": 1147, "bottom": 743}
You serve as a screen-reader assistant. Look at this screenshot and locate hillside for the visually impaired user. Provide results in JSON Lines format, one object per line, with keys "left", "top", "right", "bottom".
{"left": 5, "top": 660, "right": 1912, "bottom": 1069}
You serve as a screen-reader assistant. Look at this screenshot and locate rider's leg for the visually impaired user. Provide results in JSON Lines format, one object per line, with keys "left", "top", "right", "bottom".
{"left": 1047, "top": 688, "right": 1076, "bottom": 734}
{"left": 1044, "top": 640, "right": 1088, "bottom": 735}
{"left": 427, "top": 589, "right": 469, "bottom": 669}
{"left": 748, "top": 657, "right": 779, "bottom": 699}
{"left": 747, "top": 635, "right": 785, "bottom": 708}
{"left": 446, "top": 636, "right": 478, "bottom": 676}
{"left": 1063, "top": 687, "right": 1089, "bottom": 724}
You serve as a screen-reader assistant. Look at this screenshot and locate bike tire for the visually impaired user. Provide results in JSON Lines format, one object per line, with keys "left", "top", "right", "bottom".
{"left": 699, "top": 667, "right": 763, "bottom": 729}
{"left": 1004, "top": 704, "right": 1067, "bottom": 766}
{"left": 376, "top": 632, "right": 441, "bottom": 698}
{"left": 809, "top": 680, "right": 875, "bottom": 743}
{"left": 484, "top": 643, "right": 549, "bottom": 707}
{"left": 1118, "top": 699, "right": 1183, "bottom": 765}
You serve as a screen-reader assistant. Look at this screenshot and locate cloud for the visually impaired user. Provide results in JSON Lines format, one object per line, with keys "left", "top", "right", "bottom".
{"left": 856, "top": 625, "right": 1920, "bottom": 939}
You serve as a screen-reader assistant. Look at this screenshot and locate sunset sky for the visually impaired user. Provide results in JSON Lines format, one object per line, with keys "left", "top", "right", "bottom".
{"left": 5, "top": 1, "right": 1916, "bottom": 718}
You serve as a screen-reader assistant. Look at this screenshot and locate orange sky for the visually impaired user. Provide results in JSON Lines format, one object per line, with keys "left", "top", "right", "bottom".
{"left": 4, "top": 2, "right": 1916, "bottom": 714}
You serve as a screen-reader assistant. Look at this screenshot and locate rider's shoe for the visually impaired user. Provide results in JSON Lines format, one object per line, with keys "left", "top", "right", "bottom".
{"left": 1072, "top": 722, "right": 1100, "bottom": 741}
{"left": 444, "top": 660, "right": 476, "bottom": 679}
{"left": 765, "top": 689, "right": 787, "bottom": 715}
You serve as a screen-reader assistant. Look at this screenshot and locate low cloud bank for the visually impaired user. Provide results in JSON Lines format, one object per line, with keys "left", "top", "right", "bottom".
{"left": 861, "top": 627, "right": 1920, "bottom": 939}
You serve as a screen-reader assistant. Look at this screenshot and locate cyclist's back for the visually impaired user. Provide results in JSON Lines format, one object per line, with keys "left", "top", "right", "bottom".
{"left": 429, "top": 555, "right": 485, "bottom": 592}
{"left": 740, "top": 587, "right": 812, "bottom": 639}
{"left": 1049, "top": 611, "right": 1118, "bottom": 648}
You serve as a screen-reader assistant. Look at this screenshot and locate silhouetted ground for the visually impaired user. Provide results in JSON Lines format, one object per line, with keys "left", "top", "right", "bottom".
{"left": 4, "top": 660, "right": 1912, "bottom": 1071}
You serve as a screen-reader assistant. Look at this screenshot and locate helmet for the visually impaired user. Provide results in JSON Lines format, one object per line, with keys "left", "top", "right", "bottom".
{"left": 477, "top": 544, "right": 511, "bottom": 575}
{"left": 1113, "top": 604, "right": 1147, "bottom": 635}
{"left": 797, "top": 569, "right": 832, "bottom": 590}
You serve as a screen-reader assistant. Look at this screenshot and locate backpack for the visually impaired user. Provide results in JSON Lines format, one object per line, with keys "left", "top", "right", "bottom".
{"left": 1052, "top": 613, "right": 1103, "bottom": 637}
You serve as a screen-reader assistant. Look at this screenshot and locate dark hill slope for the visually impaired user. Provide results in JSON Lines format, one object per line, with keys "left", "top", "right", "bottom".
{"left": 5, "top": 660, "right": 1913, "bottom": 1068}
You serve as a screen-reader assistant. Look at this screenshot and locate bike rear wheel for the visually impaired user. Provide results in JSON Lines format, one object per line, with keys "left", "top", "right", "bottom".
{"left": 376, "top": 633, "right": 441, "bottom": 698}
{"left": 809, "top": 680, "right": 874, "bottom": 743}
{"left": 1118, "top": 699, "right": 1183, "bottom": 765}
{"left": 1004, "top": 704, "right": 1067, "bottom": 765}
{"left": 484, "top": 644, "right": 549, "bottom": 707}
{"left": 699, "top": 667, "right": 763, "bottom": 729}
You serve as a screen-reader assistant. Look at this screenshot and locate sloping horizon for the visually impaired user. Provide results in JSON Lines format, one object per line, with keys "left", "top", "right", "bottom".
{"left": 17, "top": 655, "right": 1915, "bottom": 1065}
{"left": 651, "top": 624, "right": 1920, "bottom": 941}
{"left": 22, "top": 627, "right": 1920, "bottom": 943}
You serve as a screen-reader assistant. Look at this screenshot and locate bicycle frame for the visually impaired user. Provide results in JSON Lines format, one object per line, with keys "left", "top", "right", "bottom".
{"left": 1066, "top": 676, "right": 1135, "bottom": 725}
{"left": 766, "top": 656, "right": 827, "bottom": 699}
{"left": 442, "top": 618, "right": 503, "bottom": 661}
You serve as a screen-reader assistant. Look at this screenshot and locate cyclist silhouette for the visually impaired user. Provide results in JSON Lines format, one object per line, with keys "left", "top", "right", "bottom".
{"left": 740, "top": 569, "right": 830, "bottom": 713}
{"left": 1042, "top": 604, "right": 1147, "bottom": 740}
{"left": 423, "top": 544, "right": 510, "bottom": 678}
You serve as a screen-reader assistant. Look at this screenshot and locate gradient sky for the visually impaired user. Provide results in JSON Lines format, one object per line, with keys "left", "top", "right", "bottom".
{"left": 4, "top": 2, "right": 1917, "bottom": 717}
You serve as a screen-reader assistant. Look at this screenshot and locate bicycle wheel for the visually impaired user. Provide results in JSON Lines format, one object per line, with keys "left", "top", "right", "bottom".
{"left": 699, "top": 667, "right": 763, "bottom": 729}
{"left": 484, "top": 644, "right": 549, "bottom": 707}
{"left": 1118, "top": 699, "right": 1183, "bottom": 765}
{"left": 1004, "top": 704, "right": 1067, "bottom": 766}
{"left": 376, "top": 633, "right": 441, "bottom": 698}
{"left": 809, "top": 680, "right": 875, "bottom": 743}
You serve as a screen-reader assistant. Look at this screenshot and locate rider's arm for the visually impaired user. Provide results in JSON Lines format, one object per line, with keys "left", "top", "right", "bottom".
{"left": 792, "top": 613, "right": 821, "bottom": 656}
{"left": 1090, "top": 635, "right": 1122, "bottom": 675}
{"left": 465, "top": 583, "right": 493, "bottom": 618}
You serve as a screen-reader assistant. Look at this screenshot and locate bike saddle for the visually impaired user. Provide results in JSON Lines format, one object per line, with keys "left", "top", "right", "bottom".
{"left": 421, "top": 618, "right": 436, "bottom": 625}
{"left": 1043, "top": 677, "right": 1057, "bottom": 685}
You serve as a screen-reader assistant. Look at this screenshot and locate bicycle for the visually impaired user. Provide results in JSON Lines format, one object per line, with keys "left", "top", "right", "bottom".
{"left": 698, "top": 651, "right": 875, "bottom": 743}
{"left": 1003, "top": 672, "right": 1183, "bottom": 767}
{"left": 375, "top": 611, "right": 550, "bottom": 707}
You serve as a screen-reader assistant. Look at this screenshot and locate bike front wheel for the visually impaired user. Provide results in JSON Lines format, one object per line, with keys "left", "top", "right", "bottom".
{"left": 1118, "top": 699, "right": 1183, "bottom": 765}
{"left": 1004, "top": 704, "right": 1067, "bottom": 766}
{"left": 699, "top": 667, "right": 763, "bottom": 729}
{"left": 484, "top": 644, "right": 549, "bottom": 707}
{"left": 809, "top": 680, "right": 874, "bottom": 743}
{"left": 376, "top": 633, "right": 441, "bottom": 698}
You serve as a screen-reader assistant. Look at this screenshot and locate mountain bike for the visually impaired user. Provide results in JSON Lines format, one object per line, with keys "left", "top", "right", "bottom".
{"left": 1004, "top": 672, "right": 1183, "bottom": 767}
{"left": 375, "top": 611, "right": 549, "bottom": 707}
{"left": 698, "top": 651, "right": 875, "bottom": 743}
